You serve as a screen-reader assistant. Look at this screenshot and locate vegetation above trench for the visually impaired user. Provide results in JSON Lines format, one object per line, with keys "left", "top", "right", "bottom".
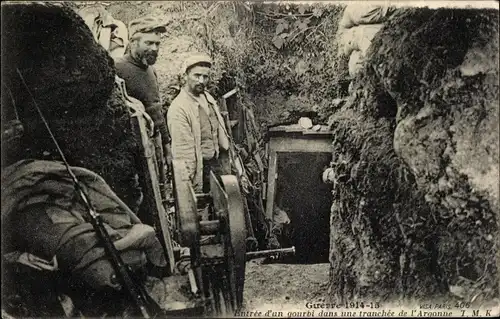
{"left": 99, "top": 1, "right": 349, "bottom": 129}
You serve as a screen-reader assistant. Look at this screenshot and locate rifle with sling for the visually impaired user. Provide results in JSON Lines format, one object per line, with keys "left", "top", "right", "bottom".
{"left": 71, "top": 183, "right": 163, "bottom": 318}
{"left": 16, "top": 68, "right": 164, "bottom": 319}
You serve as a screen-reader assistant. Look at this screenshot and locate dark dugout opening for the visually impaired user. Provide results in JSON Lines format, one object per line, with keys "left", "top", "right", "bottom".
{"left": 274, "top": 152, "right": 332, "bottom": 264}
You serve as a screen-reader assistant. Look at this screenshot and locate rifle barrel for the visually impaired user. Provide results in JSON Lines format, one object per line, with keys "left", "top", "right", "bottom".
{"left": 245, "top": 246, "right": 296, "bottom": 260}
{"left": 17, "top": 67, "right": 158, "bottom": 318}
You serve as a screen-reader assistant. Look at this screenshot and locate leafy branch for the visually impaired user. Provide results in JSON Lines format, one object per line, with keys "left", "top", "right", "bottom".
{"left": 266, "top": 6, "right": 325, "bottom": 50}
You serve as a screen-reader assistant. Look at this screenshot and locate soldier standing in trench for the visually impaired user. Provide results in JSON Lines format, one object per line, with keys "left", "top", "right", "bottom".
{"left": 167, "top": 54, "right": 230, "bottom": 193}
{"left": 115, "top": 16, "right": 171, "bottom": 159}
{"left": 115, "top": 16, "right": 171, "bottom": 224}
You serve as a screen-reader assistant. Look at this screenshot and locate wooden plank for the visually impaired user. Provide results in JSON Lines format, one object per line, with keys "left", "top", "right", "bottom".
{"left": 265, "top": 151, "right": 277, "bottom": 220}
{"left": 269, "top": 136, "right": 333, "bottom": 153}
{"left": 236, "top": 103, "right": 245, "bottom": 145}
{"left": 172, "top": 159, "right": 199, "bottom": 247}
{"left": 222, "top": 88, "right": 239, "bottom": 99}
{"left": 210, "top": 171, "right": 228, "bottom": 221}
{"left": 302, "top": 130, "right": 333, "bottom": 136}
{"left": 269, "top": 124, "right": 331, "bottom": 132}
{"left": 253, "top": 151, "right": 264, "bottom": 172}
{"left": 132, "top": 113, "right": 175, "bottom": 273}
{"left": 130, "top": 120, "right": 155, "bottom": 224}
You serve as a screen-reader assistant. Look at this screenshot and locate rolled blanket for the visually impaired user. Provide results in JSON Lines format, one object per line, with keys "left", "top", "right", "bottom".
{"left": 1, "top": 159, "right": 166, "bottom": 290}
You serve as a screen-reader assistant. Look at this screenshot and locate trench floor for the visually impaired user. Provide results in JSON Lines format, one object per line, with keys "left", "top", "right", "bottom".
{"left": 242, "top": 258, "right": 330, "bottom": 313}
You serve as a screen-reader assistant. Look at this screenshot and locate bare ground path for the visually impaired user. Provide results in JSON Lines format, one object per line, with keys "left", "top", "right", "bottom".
{"left": 242, "top": 259, "right": 330, "bottom": 313}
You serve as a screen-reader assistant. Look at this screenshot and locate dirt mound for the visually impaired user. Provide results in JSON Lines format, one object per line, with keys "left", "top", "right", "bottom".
{"left": 328, "top": 105, "right": 440, "bottom": 302}
{"left": 327, "top": 7, "right": 499, "bottom": 304}
{"left": 2, "top": 3, "right": 114, "bottom": 117}
{"left": 1, "top": 2, "right": 141, "bottom": 209}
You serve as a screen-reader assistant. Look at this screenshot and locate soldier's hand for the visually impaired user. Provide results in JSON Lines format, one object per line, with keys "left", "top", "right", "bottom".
{"left": 163, "top": 143, "right": 172, "bottom": 166}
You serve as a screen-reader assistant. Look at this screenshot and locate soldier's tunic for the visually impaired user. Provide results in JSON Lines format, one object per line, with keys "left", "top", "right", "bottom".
{"left": 167, "top": 88, "right": 229, "bottom": 192}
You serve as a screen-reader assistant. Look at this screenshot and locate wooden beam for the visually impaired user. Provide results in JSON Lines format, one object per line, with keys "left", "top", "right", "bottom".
{"left": 131, "top": 113, "right": 176, "bottom": 273}
{"left": 223, "top": 87, "right": 239, "bottom": 100}
{"left": 230, "top": 120, "right": 239, "bottom": 128}
{"left": 265, "top": 152, "right": 278, "bottom": 220}
{"left": 269, "top": 136, "right": 333, "bottom": 153}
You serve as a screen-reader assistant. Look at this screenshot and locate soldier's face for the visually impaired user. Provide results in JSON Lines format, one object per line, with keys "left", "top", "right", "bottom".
{"left": 185, "top": 65, "right": 210, "bottom": 95}
{"left": 132, "top": 32, "right": 161, "bottom": 65}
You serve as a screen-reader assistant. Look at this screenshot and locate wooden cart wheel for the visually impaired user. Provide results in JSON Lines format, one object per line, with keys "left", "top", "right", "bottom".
{"left": 171, "top": 159, "right": 199, "bottom": 247}
{"left": 210, "top": 172, "right": 247, "bottom": 311}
